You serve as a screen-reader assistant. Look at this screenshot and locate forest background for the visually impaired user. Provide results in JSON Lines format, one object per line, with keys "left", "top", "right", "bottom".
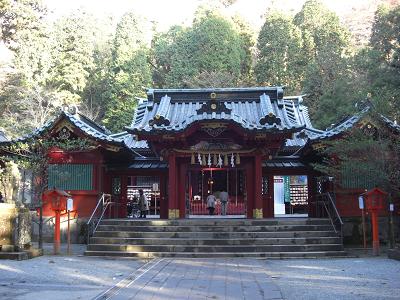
{"left": 0, "top": 0, "right": 399, "bottom": 135}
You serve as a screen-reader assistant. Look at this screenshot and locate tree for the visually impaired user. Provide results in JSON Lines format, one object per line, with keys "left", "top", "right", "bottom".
{"left": 49, "top": 10, "right": 98, "bottom": 104}
{"left": 102, "top": 12, "right": 152, "bottom": 132}
{"left": 255, "top": 12, "right": 303, "bottom": 94}
{"left": 293, "top": 0, "right": 352, "bottom": 127}
{"left": 367, "top": 4, "right": 400, "bottom": 120}
{"left": 313, "top": 125, "right": 400, "bottom": 198}
{"left": 152, "top": 9, "right": 252, "bottom": 88}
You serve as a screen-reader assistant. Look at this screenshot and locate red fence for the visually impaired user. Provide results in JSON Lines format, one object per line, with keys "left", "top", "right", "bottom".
{"left": 190, "top": 202, "right": 245, "bottom": 215}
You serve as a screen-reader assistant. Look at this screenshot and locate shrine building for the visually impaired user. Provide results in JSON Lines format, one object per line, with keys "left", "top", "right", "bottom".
{"left": 0, "top": 87, "right": 399, "bottom": 223}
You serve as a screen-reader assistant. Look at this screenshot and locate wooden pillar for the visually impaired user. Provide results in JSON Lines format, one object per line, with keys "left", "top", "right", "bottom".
{"left": 160, "top": 172, "right": 168, "bottom": 219}
{"left": 177, "top": 159, "right": 187, "bottom": 218}
{"left": 267, "top": 174, "right": 274, "bottom": 218}
{"left": 168, "top": 152, "right": 179, "bottom": 219}
{"left": 245, "top": 160, "right": 254, "bottom": 218}
{"left": 307, "top": 173, "right": 316, "bottom": 217}
{"left": 253, "top": 154, "right": 263, "bottom": 218}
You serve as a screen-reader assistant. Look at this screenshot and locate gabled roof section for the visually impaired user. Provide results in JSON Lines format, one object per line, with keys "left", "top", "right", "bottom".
{"left": 281, "top": 96, "right": 325, "bottom": 149}
{"left": 128, "top": 87, "right": 307, "bottom": 134}
{"left": 308, "top": 105, "right": 371, "bottom": 142}
{"left": 0, "top": 111, "right": 128, "bottom": 150}
{"left": 109, "top": 131, "right": 151, "bottom": 154}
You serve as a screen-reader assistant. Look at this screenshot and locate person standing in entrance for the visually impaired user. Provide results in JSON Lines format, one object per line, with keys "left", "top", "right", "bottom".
{"left": 206, "top": 192, "right": 216, "bottom": 215}
{"left": 220, "top": 190, "right": 229, "bottom": 216}
{"left": 138, "top": 189, "right": 149, "bottom": 218}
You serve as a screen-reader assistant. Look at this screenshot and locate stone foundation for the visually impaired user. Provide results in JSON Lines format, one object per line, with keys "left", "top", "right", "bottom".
{"left": 0, "top": 203, "right": 32, "bottom": 252}
{"left": 31, "top": 213, "right": 89, "bottom": 244}
{"left": 342, "top": 215, "right": 399, "bottom": 246}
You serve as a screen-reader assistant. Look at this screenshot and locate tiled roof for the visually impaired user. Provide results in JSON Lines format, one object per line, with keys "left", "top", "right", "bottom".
{"left": 129, "top": 159, "right": 168, "bottom": 169}
{"left": 380, "top": 114, "right": 400, "bottom": 133}
{"left": 110, "top": 131, "right": 150, "bottom": 151}
{"left": 308, "top": 106, "right": 370, "bottom": 142}
{"left": 280, "top": 96, "right": 324, "bottom": 148}
{"left": 128, "top": 87, "right": 306, "bottom": 134}
{"left": 0, "top": 131, "right": 8, "bottom": 142}
{"left": 263, "top": 156, "right": 305, "bottom": 168}
{"left": 0, "top": 111, "right": 127, "bottom": 149}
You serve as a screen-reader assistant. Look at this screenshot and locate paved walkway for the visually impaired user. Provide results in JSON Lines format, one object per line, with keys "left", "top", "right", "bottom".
{"left": 95, "top": 258, "right": 282, "bottom": 300}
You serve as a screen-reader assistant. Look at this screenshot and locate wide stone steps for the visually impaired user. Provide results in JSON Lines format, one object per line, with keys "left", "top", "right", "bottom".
{"left": 84, "top": 251, "right": 347, "bottom": 259}
{"left": 85, "top": 218, "right": 346, "bottom": 258}
{"left": 93, "top": 230, "right": 338, "bottom": 239}
{"left": 89, "top": 237, "right": 341, "bottom": 246}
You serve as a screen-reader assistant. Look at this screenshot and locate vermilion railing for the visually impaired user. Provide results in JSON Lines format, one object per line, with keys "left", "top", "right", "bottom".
{"left": 190, "top": 202, "right": 245, "bottom": 215}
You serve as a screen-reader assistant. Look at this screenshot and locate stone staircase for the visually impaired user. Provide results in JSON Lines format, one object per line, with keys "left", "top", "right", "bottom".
{"left": 84, "top": 218, "right": 346, "bottom": 258}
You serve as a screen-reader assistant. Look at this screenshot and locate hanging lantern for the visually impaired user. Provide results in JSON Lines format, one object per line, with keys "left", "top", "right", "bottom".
{"left": 191, "top": 153, "right": 195, "bottom": 164}
{"left": 231, "top": 153, "right": 235, "bottom": 167}
{"left": 236, "top": 153, "right": 240, "bottom": 164}
{"left": 198, "top": 153, "right": 202, "bottom": 165}
{"left": 213, "top": 153, "right": 217, "bottom": 166}
{"left": 202, "top": 154, "right": 206, "bottom": 166}
{"left": 218, "top": 154, "right": 223, "bottom": 167}
{"left": 224, "top": 154, "right": 228, "bottom": 166}
{"left": 207, "top": 153, "right": 212, "bottom": 167}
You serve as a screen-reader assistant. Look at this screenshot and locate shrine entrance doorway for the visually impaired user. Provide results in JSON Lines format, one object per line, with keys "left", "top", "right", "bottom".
{"left": 273, "top": 175, "right": 309, "bottom": 217}
{"left": 186, "top": 168, "right": 246, "bottom": 217}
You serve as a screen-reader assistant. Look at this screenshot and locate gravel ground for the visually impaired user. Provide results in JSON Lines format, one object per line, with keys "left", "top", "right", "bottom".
{"left": 1, "top": 244, "right": 399, "bottom": 300}
{"left": 263, "top": 257, "right": 400, "bottom": 300}
{"left": 0, "top": 244, "right": 146, "bottom": 300}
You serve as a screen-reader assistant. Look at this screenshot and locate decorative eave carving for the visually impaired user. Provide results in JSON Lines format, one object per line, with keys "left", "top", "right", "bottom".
{"left": 196, "top": 92, "right": 231, "bottom": 115}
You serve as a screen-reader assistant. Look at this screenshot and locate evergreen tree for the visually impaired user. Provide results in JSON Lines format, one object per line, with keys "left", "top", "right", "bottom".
{"left": 102, "top": 12, "right": 152, "bottom": 132}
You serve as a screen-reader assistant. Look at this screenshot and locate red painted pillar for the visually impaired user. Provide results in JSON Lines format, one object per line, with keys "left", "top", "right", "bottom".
{"left": 54, "top": 210, "right": 61, "bottom": 254}
{"left": 245, "top": 160, "right": 254, "bottom": 218}
{"left": 160, "top": 172, "right": 168, "bottom": 219}
{"left": 178, "top": 159, "right": 187, "bottom": 218}
{"left": 371, "top": 211, "right": 380, "bottom": 256}
{"left": 267, "top": 174, "right": 274, "bottom": 218}
{"left": 254, "top": 154, "right": 263, "bottom": 218}
{"left": 168, "top": 152, "right": 178, "bottom": 219}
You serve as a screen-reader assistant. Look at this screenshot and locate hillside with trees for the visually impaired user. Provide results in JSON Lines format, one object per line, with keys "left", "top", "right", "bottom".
{"left": 0, "top": 0, "right": 399, "bottom": 134}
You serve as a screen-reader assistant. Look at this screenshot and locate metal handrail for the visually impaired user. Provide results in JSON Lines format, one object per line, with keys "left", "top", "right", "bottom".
{"left": 86, "top": 193, "right": 113, "bottom": 243}
{"left": 316, "top": 192, "right": 343, "bottom": 235}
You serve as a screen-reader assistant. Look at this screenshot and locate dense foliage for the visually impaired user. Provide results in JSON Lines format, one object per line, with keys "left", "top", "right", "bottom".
{"left": 0, "top": 0, "right": 399, "bottom": 134}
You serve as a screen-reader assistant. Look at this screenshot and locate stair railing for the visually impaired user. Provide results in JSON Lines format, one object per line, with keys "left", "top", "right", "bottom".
{"left": 87, "top": 193, "right": 113, "bottom": 243}
{"left": 316, "top": 192, "right": 344, "bottom": 238}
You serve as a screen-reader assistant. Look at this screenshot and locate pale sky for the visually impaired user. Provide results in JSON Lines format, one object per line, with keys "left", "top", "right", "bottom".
{"left": 43, "top": 0, "right": 379, "bottom": 31}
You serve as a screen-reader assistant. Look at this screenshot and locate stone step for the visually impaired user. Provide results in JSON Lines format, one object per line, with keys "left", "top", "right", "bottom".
{"left": 87, "top": 243, "right": 343, "bottom": 253}
{"left": 101, "top": 218, "right": 331, "bottom": 226}
{"left": 94, "top": 230, "right": 339, "bottom": 239}
{"left": 84, "top": 250, "right": 348, "bottom": 259}
{"left": 96, "top": 224, "right": 334, "bottom": 232}
{"left": 89, "top": 236, "right": 342, "bottom": 246}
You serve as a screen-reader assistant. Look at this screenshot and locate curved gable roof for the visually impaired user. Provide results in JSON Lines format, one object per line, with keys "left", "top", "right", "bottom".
{"left": 128, "top": 87, "right": 307, "bottom": 135}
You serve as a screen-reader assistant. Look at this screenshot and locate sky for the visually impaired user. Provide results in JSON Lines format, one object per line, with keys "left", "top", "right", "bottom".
{"left": 42, "top": 0, "right": 377, "bottom": 31}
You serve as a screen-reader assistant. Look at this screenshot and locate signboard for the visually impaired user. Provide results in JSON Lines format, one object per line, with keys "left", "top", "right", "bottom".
{"left": 358, "top": 196, "right": 364, "bottom": 209}
{"left": 390, "top": 204, "right": 394, "bottom": 212}
{"left": 152, "top": 183, "right": 159, "bottom": 192}
{"left": 66, "top": 198, "right": 73, "bottom": 211}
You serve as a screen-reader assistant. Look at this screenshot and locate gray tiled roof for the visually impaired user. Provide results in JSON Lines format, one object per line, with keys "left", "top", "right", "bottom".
{"left": 110, "top": 131, "right": 150, "bottom": 151}
{"left": 0, "top": 111, "right": 126, "bottom": 148}
{"left": 308, "top": 106, "right": 370, "bottom": 142}
{"left": 281, "top": 96, "right": 324, "bottom": 148}
{"left": 129, "top": 88, "right": 306, "bottom": 134}
{"left": 380, "top": 114, "right": 400, "bottom": 133}
{"left": 0, "top": 131, "right": 8, "bottom": 142}
{"left": 263, "top": 156, "right": 305, "bottom": 168}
